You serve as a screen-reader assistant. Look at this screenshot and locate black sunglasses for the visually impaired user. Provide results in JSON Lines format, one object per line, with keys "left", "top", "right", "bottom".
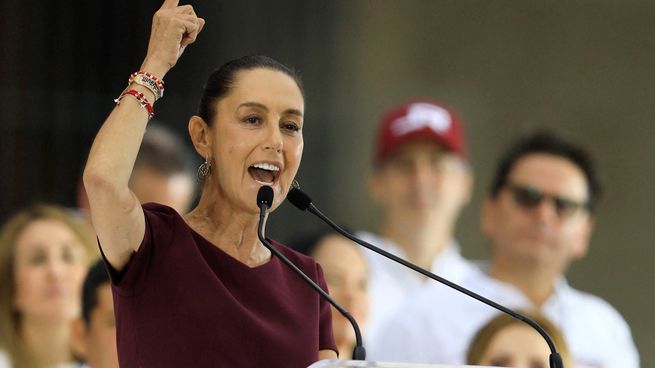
{"left": 504, "top": 183, "right": 589, "bottom": 219}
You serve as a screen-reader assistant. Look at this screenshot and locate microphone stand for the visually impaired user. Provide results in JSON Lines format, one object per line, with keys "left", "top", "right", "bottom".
{"left": 256, "top": 186, "right": 366, "bottom": 361}
{"left": 287, "top": 187, "right": 563, "bottom": 368}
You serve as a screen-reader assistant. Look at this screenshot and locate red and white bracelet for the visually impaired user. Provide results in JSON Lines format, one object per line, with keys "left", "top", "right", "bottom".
{"left": 128, "top": 71, "right": 165, "bottom": 101}
{"left": 114, "top": 89, "right": 155, "bottom": 120}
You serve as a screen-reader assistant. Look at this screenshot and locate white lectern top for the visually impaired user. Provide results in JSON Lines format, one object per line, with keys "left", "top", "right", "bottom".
{"left": 308, "top": 360, "right": 497, "bottom": 368}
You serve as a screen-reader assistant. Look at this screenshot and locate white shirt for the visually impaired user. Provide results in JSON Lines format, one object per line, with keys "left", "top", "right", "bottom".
{"left": 368, "top": 266, "right": 639, "bottom": 368}
{"left": 356, "top": 231, "right": 477, "bottom": 345}
{"left": 0, "top": 351, "right": 82, "bottom": 368}
{"left": 0, "top": 351, "right": 8, "bottom": 368}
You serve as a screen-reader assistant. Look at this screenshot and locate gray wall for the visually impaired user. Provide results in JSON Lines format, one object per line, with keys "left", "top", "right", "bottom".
{"left": 325, "top": 1, "right": 654, "bottom": 365}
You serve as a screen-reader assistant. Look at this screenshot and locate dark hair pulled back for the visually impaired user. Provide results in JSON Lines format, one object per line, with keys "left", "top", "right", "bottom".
{"left": 198, "top": 55, "right": 304, "bottom": 125}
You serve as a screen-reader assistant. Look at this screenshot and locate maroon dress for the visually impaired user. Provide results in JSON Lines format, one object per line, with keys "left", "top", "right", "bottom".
{"left": 101, "top": 203, "right": 336, "bottom": 367}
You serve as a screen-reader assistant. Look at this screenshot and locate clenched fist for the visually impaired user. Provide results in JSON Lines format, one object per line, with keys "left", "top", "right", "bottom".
{"left": 141, "top": 0, "right": 205, "bottom": 79}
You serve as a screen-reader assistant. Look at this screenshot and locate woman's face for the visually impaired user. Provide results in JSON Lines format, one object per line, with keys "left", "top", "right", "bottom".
{"left": 478, "top": 324, "right": 551, "bottom": 368}
{"left": 209, "top": 68, "right": 304, "bottom": 213}
{"left": 312, "top": 235, "right": 369, "bottom": 349}
{"left": 13, "top": 219, "right": 88, "bottom": 322}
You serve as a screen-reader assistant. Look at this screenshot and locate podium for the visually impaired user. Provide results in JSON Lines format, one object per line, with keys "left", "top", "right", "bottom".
{"left": 308, "top": 360, "right": 495, "bottom": 367}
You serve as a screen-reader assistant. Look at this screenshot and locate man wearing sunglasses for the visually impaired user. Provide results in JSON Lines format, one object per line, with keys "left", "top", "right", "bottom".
{"left": 370, "top": 130, "right": 639, "bottom": 367}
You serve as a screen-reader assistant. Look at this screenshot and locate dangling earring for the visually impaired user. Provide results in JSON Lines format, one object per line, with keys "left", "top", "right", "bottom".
{"left": 290, "top": 179, "right": 300, "bottom": 191}
{"left": 197, "top": 156, "right": 212, "bottom": 182}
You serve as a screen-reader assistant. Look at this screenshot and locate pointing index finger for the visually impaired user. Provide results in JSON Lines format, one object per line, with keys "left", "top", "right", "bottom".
{"left": 161, "top": 0, "right": 179, "bottom": 9}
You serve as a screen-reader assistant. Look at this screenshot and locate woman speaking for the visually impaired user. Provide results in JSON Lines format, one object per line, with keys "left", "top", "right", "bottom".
{"left": 83, "top": 1, "right": 337, "bottom": 366}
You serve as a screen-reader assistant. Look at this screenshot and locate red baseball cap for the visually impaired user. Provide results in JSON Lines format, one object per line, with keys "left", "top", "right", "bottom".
{"left": 373, "top": 99, "right": 467, "bottom": 163}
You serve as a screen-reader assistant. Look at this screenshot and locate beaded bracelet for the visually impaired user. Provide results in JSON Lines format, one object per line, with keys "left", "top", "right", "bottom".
{"left": 128, "top": 71, "right": 165, "bottom": 101}
{"left": 114, "top": 89, "right": 155, "bottom": 120}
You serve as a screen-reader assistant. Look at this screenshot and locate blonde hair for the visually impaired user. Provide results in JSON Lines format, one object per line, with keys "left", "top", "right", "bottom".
{"left": 0, "top": 204, "right": 97, "bottom": 367}
{"left": 466, "top": 311, "right": 572, "bottom": 367}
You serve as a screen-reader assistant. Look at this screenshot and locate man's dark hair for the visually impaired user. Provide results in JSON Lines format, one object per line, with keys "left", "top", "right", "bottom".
{"left": 489, "top": 130, "right": 602, "bottom": 212}
{"left": 134, "top": 123, "right": 196, "bottom": 178}
{"left": 81, "top": 259, "right": 110, "bottom": 324}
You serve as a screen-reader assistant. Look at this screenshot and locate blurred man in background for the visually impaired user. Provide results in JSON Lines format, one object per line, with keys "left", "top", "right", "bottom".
{"left": 71, "top": 260, "right": 118, "bottom": 368}
{"left": 371, "top": 130, "right": 639, "bottom": 368}
{"left": 359, "top": 99, "right": 477, "bottom": 345}
{"left": 78, "top": 123, "right": 197, "bottom": 216}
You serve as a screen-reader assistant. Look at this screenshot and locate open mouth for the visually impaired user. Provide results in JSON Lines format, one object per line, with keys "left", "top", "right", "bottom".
{"left": 248, "top": 162, "right": 281, "bottom": 186}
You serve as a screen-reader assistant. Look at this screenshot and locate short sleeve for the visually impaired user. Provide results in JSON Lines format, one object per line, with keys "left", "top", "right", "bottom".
{"left": 315, "top": 262, "right": 338, "bottom": 354}
{"left": 598, "top": 301, "right": 640, "bottom": 368}
{"left": 99, "top": 203, "right": 178, "bottom": 296}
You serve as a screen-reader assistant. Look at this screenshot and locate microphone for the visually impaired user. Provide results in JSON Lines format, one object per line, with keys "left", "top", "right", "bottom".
{"left": 255, "top": 186, "right": 366, "bottom": 361}
{"left": 286, "top": 187, "right": 564, "bottom": 368}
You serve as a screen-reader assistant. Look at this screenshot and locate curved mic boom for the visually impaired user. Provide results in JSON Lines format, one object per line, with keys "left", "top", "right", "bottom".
{"left": 256, "top": 186, "right": 366, "bottom": 361}
{"left": 286, "top": 187, "right": 563, "bottom": 368}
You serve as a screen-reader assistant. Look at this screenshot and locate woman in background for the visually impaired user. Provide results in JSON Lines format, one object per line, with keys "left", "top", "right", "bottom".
{"left": 0, "top": 204, "right": 97, "bottom": 367}
{"left": 466, "top": 311, "right": 572, "bottom": 368}
{"left": 290, "top": 229, "right": 369, "bottom": 359}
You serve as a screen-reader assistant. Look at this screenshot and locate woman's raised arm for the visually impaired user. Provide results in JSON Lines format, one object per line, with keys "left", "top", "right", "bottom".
{"left": 83, "top": 0, "right": 204, "bottom": 270}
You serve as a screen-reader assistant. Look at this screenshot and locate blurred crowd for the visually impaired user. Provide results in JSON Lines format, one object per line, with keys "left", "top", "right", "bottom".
{"left": 0, "top": 100, "right": 639, "bottom": 367}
